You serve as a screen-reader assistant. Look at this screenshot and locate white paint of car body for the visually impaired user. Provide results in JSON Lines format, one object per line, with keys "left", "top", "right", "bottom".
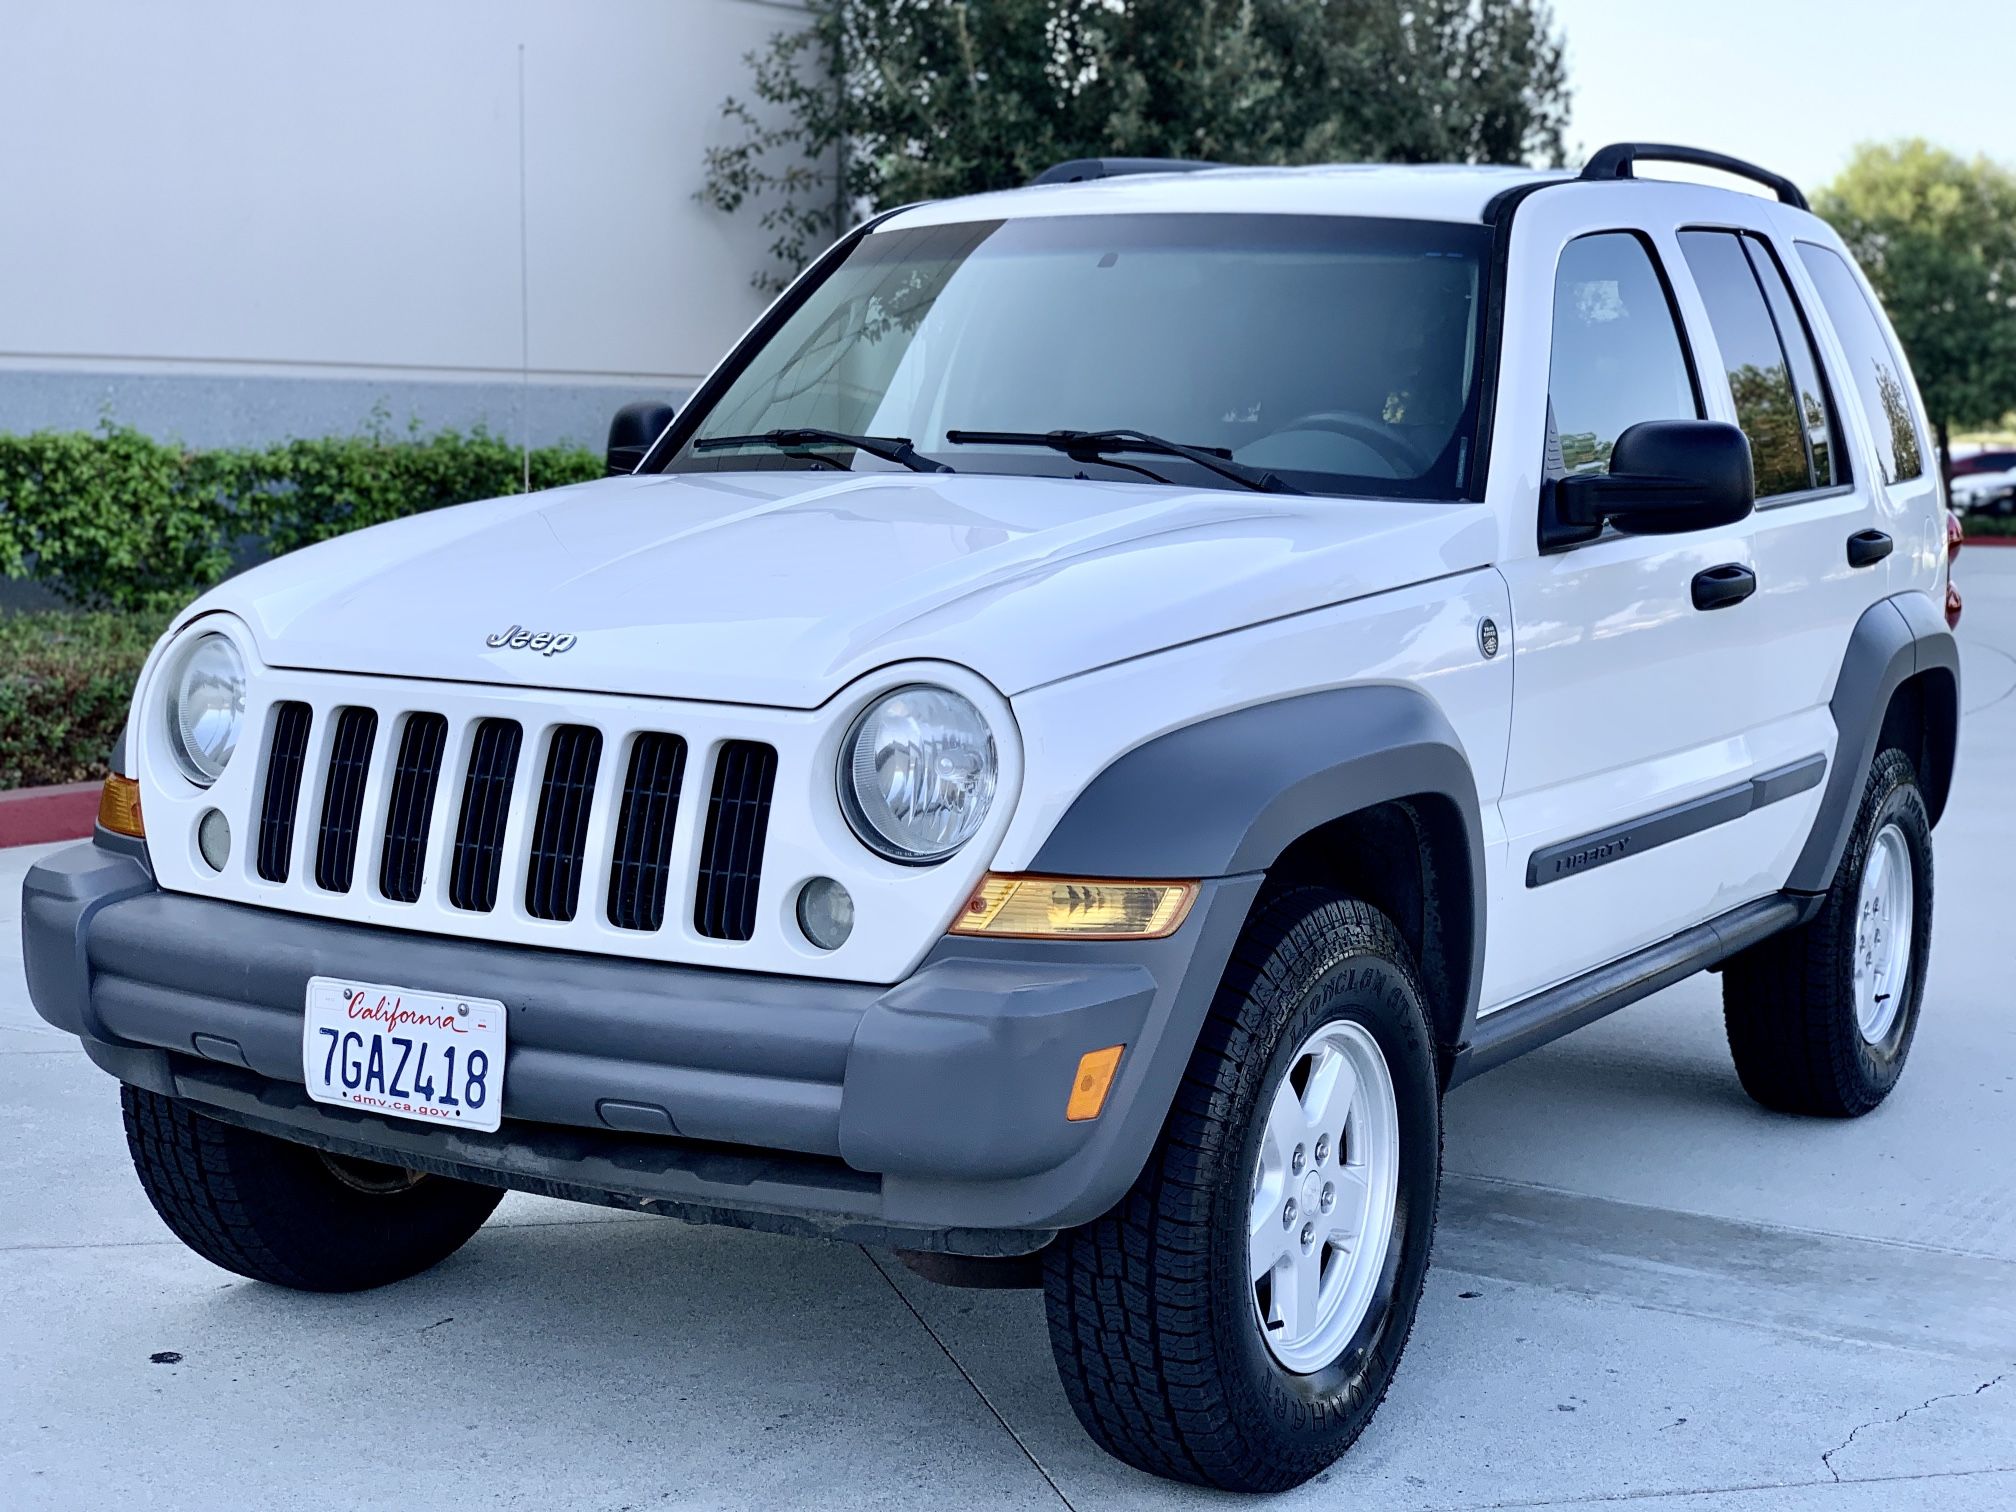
{"left": 130, "top": 166, "right": 1948, "bottom": 1007}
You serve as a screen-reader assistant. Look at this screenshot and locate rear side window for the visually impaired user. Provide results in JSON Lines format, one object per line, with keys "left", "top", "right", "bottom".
{"left": 1797, "top": 244, "right": 1925, "bottom": 485}
{"left": 1547, "top": 232, "right": 1699, "bottom": 476}
{"left": 1748, "top": 240, "right": 1840, "bottom": 490}
{"left": 1678, "top": 230, "right": 1842, "bottom": 499}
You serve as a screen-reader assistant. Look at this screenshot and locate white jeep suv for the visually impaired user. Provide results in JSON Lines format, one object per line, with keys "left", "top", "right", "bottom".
{"left": 24, "top": 143, "right": 1960, "bottom": 1491}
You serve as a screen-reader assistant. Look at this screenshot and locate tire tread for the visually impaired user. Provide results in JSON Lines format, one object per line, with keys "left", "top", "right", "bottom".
{"left": 1723, "top": 748, "right": 1931, "bottom": 1117}
{"left": 1043, "top": 889, "right": 1435, "bottom": 1491}
{"left": 122, "top": 1087, "right": 502, "bottom": 1291}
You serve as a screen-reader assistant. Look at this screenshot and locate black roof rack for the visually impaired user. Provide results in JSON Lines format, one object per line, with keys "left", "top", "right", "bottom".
{"left": 1029, "top": 157, "right": 1222, "bottom": 187}
{"left": 1580, "top": 142, "right": 1809, "bottom": 211}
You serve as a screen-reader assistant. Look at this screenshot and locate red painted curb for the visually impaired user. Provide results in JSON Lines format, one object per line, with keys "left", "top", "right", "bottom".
{"left": 0, "top": 781, "right": 101, "bottom": 848}
{"left": 1959, "top": 532, "right": 2016, "bottom": 546}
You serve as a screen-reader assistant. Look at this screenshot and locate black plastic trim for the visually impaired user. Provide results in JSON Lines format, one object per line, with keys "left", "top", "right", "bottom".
{"left": 1031, "top": 684, "right": 1486, "bottom": 1044}
{"left": 1030, "top": 157, "right": 1221, "bottom": 186}
{"left": 1847, "top": 529, "right": 1894, "bottom": 568}
{"left": 379, "top": 712, "right": 448, "bottom": 905}
{"left": 1582, "top": 142, "right": 1810, "bottom": 211}
{"left": 256, "top": 702, "right": 312, "bottom": 884}
{"left": 170, "top": 1058, "right": 1050, "bottom": 1258}
{"left": 1788, "top": 594, "right": 1960, "bottom": 891}
{"left": 1450, "top": 892, "right": 1817, "bottom": 1083}
{"left": 312, "top": 707, "right": 378, "bottom": 894}
{"left": 1527, "top": 754, "right": 1825, "bottom": 888}
{"left": 1692, "top": 562, "right": 1758, "bottom": 611}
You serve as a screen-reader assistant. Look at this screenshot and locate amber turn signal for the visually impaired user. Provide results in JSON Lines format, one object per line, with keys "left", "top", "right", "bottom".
{"left": 1066, "top": 1045, "right": 1125, "bottom": 1122}
{"left": 98, "top": 774, "right": 145, "bottom": 838}
{"left": 948, "top": 875, "right": 1197, "bottom": 940}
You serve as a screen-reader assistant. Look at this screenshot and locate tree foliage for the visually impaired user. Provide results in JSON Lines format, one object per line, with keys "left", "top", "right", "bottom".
{"left": 1815, "top": 140, "right": 2016, "bottom": 468}
{"left": 702, "top": 0, "right": 1571, "bottom": 288}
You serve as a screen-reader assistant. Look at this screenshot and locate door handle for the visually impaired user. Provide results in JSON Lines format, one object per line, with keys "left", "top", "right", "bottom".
{"left": 1847, "top": 529, "right": 1894, "bottom": 568}
{"left": 1691, "top": 562, "right": 1757, "bottom": 611}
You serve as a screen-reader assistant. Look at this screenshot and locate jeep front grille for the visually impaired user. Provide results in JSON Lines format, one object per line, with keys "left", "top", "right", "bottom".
{"left": 312, "top": 707, "right": 379, "bottom": 893}
{"left": 524, "top": 724, "right": 602, "bottom": 923}
{"left": 256, "top": 701, "right": 313, "bottom": 883}
{"left": 449, "top": 718, "right": 524, "bottom": 913}
{"left": 607, "top": 732, "right": 689, "bottom": 933}
{"left": 251, "top": 702, "right": 778, "bottom": 945}
{"left": 379, "top": 712, "right": 448, "bottom": 904}
{"left": 693, "top": 739, "right": 779, "bottom": 942}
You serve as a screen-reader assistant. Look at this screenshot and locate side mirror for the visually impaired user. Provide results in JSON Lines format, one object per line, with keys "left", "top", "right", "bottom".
{"left": 1545, "top": 420, "right": 1754, "bottom": 547}
{"left": 606, "top": 400, "right": 677, "bottom": 475}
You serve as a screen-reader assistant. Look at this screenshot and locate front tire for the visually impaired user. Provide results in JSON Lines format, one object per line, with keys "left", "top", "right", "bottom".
{"left": 123, "top": 1087, "right": 504, "bottom": 1291}
{"left": 1042, "top": 890, "right": 1441, "bottom": 1491}
{"left": 1723, "top": 747, "right": 1934, "bottom": 1116}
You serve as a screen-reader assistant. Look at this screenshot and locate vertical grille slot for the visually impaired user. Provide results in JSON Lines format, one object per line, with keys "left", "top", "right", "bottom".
{"left": 525, "top": 725, "right": 604, "bottom": 922}
{"left": 256, "top": 702, "right": 313, "bottom": 883}
{"left": 448, "top": 718, "right": 524, "bottom": 913}
{"left": 313, "top": 707, "right": 379, "bottom": 893}
{"left": 378, "top": 713, "right": 449, "bottom": 904}
{"left": 693, "top": 740, "right": 777, "bottom": 942}
{"left": 607, "top": 733, "right": 688, "bottom": 932}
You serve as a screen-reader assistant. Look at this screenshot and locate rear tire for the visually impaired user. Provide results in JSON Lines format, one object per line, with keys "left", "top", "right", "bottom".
{"left": 123, "top": 1087, "right": 504, "bottom": 1291}
{"left": 1042, "top": 890, "right": 1441, "bottom": 1491}
{"left": 1723, "top": 748, "right": 1933, "bottom": 1116}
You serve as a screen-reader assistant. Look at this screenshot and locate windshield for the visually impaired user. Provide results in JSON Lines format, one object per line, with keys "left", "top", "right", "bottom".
{"left": 662, "top": 213, "right": 1492, "bottom": 500}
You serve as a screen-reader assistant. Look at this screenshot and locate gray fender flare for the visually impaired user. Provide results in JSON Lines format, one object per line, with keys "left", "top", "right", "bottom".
{"left": 1787, "top": 592, "right": 1960, "bottom": 894}
{"left": 1032, "top": 683, "right": 1487, "bottom": 1039}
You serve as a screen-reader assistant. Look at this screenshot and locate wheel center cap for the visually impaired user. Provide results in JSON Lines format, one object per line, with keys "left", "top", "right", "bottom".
{"left": 1299, "top": 1170, "right": 1324, "bottom": 1212}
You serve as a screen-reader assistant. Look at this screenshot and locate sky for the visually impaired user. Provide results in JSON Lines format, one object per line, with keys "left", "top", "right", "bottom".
{"left": 1548, "top": 0, "right": 2016, "bottom": 193}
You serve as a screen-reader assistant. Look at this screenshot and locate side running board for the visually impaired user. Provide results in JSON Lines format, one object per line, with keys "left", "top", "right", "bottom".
{"left": 1447, "top": 893, "right": 1817, "bottom": 1086}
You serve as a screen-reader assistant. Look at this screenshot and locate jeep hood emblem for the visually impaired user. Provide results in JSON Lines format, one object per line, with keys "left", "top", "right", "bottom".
{"left": 485, "top": 625, "right": 577, "bottom": 656}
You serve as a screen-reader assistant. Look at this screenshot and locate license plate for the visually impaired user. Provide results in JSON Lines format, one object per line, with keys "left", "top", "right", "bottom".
{"left": 302, "top": 977, "right": 506, "bottom": 1133}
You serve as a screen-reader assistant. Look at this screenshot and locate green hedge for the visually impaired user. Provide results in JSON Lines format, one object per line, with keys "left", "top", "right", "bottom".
{"left": 1962, "top": 511, "right": 2016, "bottom": 537}
{"left": 0, "top": 423, "right": 602, "bottom": 612}
{"left": 0, "top": 611, "right": 164, "bottom": 789}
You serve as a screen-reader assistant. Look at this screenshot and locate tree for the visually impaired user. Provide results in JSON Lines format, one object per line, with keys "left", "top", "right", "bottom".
{"left": 702, "top": 0, "right": 1570, "bottom": 289}
{"left": 1814, "top": 140, "right": 2016, "bottom": 480}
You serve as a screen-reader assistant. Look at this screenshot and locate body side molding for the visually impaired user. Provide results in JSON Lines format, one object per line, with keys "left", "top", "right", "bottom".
{"left": 1030, "top": 684, "right": 1486, "bottom": 1036}
{"left": 1527, "top": 754, "right": 1826, "bottom": 887}
{"left": 1787, "top": 593, "right": 1959, "bottom": 894}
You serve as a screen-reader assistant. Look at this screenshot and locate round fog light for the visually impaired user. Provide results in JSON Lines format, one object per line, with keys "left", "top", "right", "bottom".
{"left": 197, "top": 808, "right": 231, "bottom": 872}
{"left": 797, "top": 877, "right": 854, "bottom": 951}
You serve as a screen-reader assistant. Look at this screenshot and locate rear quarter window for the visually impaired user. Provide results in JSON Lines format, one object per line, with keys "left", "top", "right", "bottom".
{"left": 1796, "top": 244, "right": 1925, "bottom": 486}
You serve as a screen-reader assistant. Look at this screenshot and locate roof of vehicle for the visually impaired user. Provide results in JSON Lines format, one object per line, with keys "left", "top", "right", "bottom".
{"left": 877, "top": 150, "right": 1822, "bottom": 234}
{"left": 881, "top": 163, "right": 1572, "bottom": 231}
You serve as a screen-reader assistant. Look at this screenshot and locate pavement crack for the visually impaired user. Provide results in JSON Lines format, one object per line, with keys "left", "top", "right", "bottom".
{"left": 1821, "top": 1365, "right": 2013, "bottom": 1481}
{"left": 862, "top": 1248, "right": 1078, "bottom": 1512}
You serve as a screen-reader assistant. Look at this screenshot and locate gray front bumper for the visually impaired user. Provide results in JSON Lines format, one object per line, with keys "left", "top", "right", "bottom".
{"left": 23, "top": 839, "right": 1257, "bottom": 1249}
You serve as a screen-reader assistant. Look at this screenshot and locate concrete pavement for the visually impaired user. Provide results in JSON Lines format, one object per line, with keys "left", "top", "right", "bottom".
{"left": 3, "top": 555, "right": 2012, "bottom": 1510}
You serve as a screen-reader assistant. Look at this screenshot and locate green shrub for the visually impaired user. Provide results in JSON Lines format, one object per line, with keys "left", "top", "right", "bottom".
{"left": 0, "top": 423, "right": 601, "bottom": 612}
{"left": 1961, "top": 511, "right": 2016, "bottom": 537}
{"left": 0, "top": 611, "right": 164, "bottom": 789}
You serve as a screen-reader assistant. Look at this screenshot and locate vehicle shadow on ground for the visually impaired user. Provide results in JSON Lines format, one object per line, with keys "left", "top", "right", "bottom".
{"left": 121, "top": 1213, "right": 1072, "bottom": 1509}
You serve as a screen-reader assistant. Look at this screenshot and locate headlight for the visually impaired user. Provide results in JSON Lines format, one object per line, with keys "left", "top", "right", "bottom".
{"left": 840, "top": 685, "right": 997, "bottom": 863}
{"left": 161, "top": 632, "right": 246, "bottom": 786}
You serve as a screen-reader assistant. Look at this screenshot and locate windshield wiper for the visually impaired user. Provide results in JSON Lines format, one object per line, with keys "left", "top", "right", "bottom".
{"left": 943, "top": 428, "right": 1303, "bottom": 494}
{"left": 693, "top": 428, "right": 953, "bottom": 474}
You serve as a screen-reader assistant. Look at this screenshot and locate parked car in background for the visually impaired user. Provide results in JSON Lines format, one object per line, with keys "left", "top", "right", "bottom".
{"left": 23, "top": 143, "right": 1960, "bottom": 1493}
{"left": 1950, "top": 448, "right": 2016, "bottom": 478}
{"left": 1951, "top": 464, "right": 2016, "bottom": 516}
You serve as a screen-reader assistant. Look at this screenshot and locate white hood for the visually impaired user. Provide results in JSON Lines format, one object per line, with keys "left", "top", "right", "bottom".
{"left": 195, "top": 469, "right": 1497, "bottom": 708}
